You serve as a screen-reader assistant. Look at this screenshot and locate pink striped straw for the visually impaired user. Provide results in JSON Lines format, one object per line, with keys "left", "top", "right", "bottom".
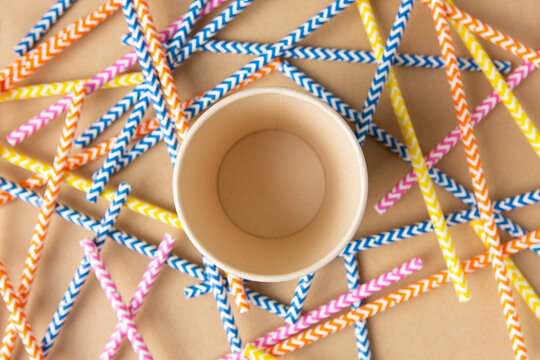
{"left": 220, "top": 257, "right": 423, "bottom": 360}
{"left": 375, "top": 58, "right": 538, "bottom": 214}
{"left": 100, "top": 234, "right": 176, "bottom": 360}
{"left": 5, "top": 0, "right": 226, "bottom": 146}
{"left": 81, "top": 238, "right": 154, "bottom": 360}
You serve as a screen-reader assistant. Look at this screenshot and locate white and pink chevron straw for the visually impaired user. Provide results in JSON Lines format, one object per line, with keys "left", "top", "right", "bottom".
{"left": 100, "top": 234, "right": 176, "bottom": 360}
{"left": 81, "top": 238, "right": 154, "bottom": 360}
{"left": 220, "top": 257, "right": 423, "bottom": 360}
{"left": 5, "top": 0, "right": 225, "bottom": 146}
{"left": 375, "top": 57, "right": 538, "bottom": 214}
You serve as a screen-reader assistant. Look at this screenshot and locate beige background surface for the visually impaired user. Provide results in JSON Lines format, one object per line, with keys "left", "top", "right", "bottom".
{"left": 0, "top": 0, "right": 540, "bottom": 359}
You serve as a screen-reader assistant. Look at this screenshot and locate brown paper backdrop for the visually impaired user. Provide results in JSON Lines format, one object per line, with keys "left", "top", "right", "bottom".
{"left": 0, "top": 0, "right": 539, "bottom": 359}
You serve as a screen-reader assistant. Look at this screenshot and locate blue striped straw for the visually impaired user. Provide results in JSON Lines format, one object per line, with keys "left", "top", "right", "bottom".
{"left": 344, "top": 254, "right": 372, "bottom": 360}
{"left": 202, "top": 256, "right": 242, "bottom": 353}
{"left": 164, "top": 0, "right": 207, "bottom": 67}
{"left": 14, "top": 0, "right": 79, "bottom": 56}
{"left": 357, "top": 0, "right": 414, "bottom": 144}
{"left": 41, "top": 182, "right": 132, "bottom": 356}
{"left": 278, "top": 60, "right": 527, "bottom": 239}
{"left": 285, "top": 273, "right": 315, "bottom": 325}
{"left": 183, "top": 0, "right": 360, "bottom": 121}
{"left": 199, "top": 39, "right": 512, "bottom": 73}
{"left": 340, "top": 189, "right": 540, "bottom": 256}
{"left": 120, "top": 0, "right": 180, "bottom": 167}
{"left": 74, "top": 83, "right": 146, "bottom": 148}
{"left": 86, "top": 92, "right": 151, "bottom": 202}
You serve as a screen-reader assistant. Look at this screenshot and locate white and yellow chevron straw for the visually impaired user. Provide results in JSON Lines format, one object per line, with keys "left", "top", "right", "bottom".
{"left": 0, "top": 72, "right": 144, "bottom": 102}
{"left": 446, "top": 3, "right": 540, "bottom": 158}
{"left": 356, "top": 0, "right": 470, "bottom": 301}
{"left": 471, "top": 221, "right": 540, "bottom": 321}
{"left": 0, "top": 145, "right": 182, "bottom": 230}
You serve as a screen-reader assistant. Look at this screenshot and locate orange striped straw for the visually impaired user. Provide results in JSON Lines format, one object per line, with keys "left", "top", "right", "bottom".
{"left": 227, "top": 273, "right": 250, "bottom": 314}
{"left": 267, "top": 228, "right": 540, "bottom": 356}
{"left": 0, "top": 262, "right": 44, "bottom": 359}
{"left": 0, "top": 0, "right": 121, "bottom": 93}
{"left": 0, "top": 86, "right": 86, "bottom": 356}
{"left": 131, "top": 0, "right": 189, "bottom": 139}
{"left": 423, "top": 1, "right": 527, "bottom": 358}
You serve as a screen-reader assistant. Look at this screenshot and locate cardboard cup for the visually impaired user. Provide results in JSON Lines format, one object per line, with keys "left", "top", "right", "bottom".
{"left": 173, "top": 87, "right": 368, "bottom": 282}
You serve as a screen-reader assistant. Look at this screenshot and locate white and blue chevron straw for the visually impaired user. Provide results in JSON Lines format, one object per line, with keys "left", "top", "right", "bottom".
{"left": 285, "top": 273, "right": 315, "bottom": 325}
{"left": 13, "top": 0, "right": 79, "bottom": 56}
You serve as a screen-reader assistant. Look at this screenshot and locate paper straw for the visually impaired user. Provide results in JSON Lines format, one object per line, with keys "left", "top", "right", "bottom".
{"left": 41, "top": 183, "right": 131, "bottom": 356}
{"left": 0, "top": 261, "right": 44, "bottom": 359}
{"left": 73, "top": 83, "right": 147, "bottom": 148}
{"left": 357, "top": 0, "right": 470, "bottom": 302}
{"left": 199, "top": 39, "right": 512, "bottom": 73}
{"left": 423, "top": 1, "right": 526, "bottom": 357}
{"left": 285, "top": 273, "right": 315, "bottom": 325}
{"left": 376, "top": 58, "right": 540, "bottom": 215}
{"left": 0, "top": 72, "right": 143, "bottom": 103}
{"left": 441, "top": 1, "right": 540, "bottom": 68}
{"left": 471, "top": 221, "right": 540, "bottom": 321}
{"left": 5, "top": 0, "right": 225, "bottom": 146}
{"left": 227, "top": 273, "right": 250, "bottom": 314}
{"left": 130, "top": 0, "right": 193, "bottom": 139}
{"left": 242, "top": 344, "right": 276, "bottom": 360}
{"left": 86, "top": 91, "right": 151, "bottom": 201}
{"left": 0, "top": 0, "right": 121, "bottom": 92}
{"left": 277, "top": 60, "right": 527, "bottom": 240}
{"left": 342, "top": 188, "right": 540, "bottom": 256}
{"left": 183, "top": 0, "right": 360, "bottom": 121}
{"left": 0, "top": 85, "right": 86, "bottom": 357}
{"left": 14, "top": 0, "right": 79, "bottom": 56}
{"left": 221, "top": 258, "right": 423, "bottom": 360}
{"left": 343, "top": 254, "right": 371, "bottom": 360}
{"left": 267, "top": 230, "right": 540, "bottom": 356}
{"left": 81, "top": 239, "right": 153, "bottom": 360}
{"left": 100, "top": 234, "right": 175, "bottom": 360}
{"left": 203, "top": 256, "right": 242, "bottom": 353}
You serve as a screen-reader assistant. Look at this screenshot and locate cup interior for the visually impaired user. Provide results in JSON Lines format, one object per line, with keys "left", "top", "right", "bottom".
{"left": 174, "top": 87, "right": 368, "bottom": 282}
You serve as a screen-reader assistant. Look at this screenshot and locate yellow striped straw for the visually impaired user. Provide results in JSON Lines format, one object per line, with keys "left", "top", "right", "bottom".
{"left": 0, "top": 72, "right": 144, "bottom": 102}
{"left": 242, "top": 343, "right": 277, "bottom": 360}
{"left": 0, "top": 145, "right": 182, "bottom": 230}
{"left": 356, "top": 0, "right": 470, "bottom": 301}
{"left": 446, "top": 4, "right": 540, "bottom": 158}
{"left": 471, "top": 221, "right": 540, "bottom": 320}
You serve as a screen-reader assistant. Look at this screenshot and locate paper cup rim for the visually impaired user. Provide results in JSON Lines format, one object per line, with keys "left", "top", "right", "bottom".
{"left": 173, "top": 87, "right": 368, "bottom": 282}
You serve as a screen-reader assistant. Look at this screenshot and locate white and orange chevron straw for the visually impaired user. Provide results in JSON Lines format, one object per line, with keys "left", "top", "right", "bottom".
{"left": 471, "top": 221, "right": 540, "bottom": 321}
{"left": 0, "top": 85, "right": 86, "bottom": 357}
{"left": 423, "top": 0, "right": 527, "bottom": 358}
{"left": 356, "top": 0, "right": 470, "bottom": 302}
{"left": 131, "top": 0, "right": 189, "bottom": 138}
{"left": 227, "top": 273, "right": 250, "bottom": 314}
{"left": 266, "top": 228, "right": 540, "bottom": 356}
{"left": 0, "top": 262, "right": 44, "bottom": 360}
{"left": 0, "top": 0, "right": 121, "bottom": 92}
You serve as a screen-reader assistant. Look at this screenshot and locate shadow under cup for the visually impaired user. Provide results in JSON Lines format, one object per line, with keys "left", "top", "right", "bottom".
{"left": 173, "top": 87, "right": 368, "bottom": 282}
